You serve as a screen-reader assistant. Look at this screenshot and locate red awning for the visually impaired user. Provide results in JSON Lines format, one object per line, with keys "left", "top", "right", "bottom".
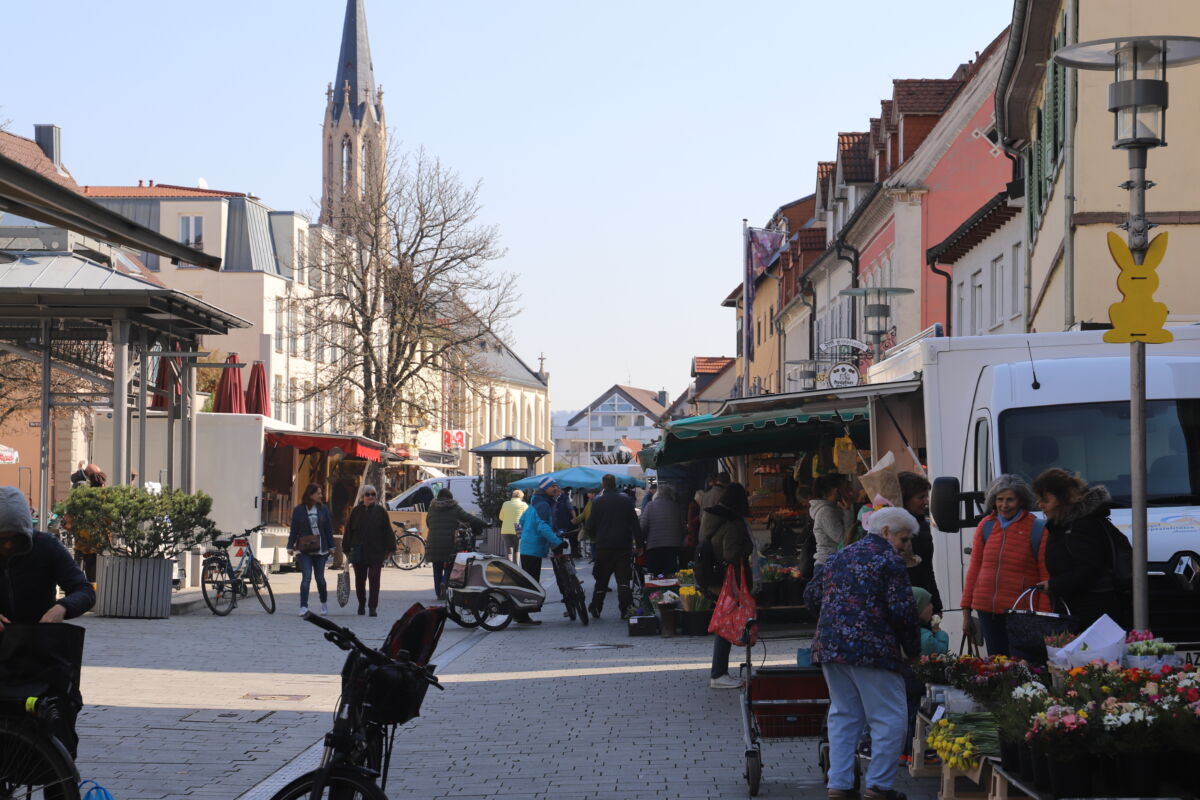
{"left": 265, "top": 430, "right": 384, "bottom": 462}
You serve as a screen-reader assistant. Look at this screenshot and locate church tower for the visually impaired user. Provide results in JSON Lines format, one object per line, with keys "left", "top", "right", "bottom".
{"left": 320, "top": 0, "right": 386, "bottom": 231}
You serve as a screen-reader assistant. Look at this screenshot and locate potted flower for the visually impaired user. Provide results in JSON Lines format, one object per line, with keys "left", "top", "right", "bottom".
{"left": 1096, "top": 698, "right": 1162, "bottom": 795}
{"left": 57, "top": 486, "right": 216, "bottom": 618}
{"left": 1025, "top": 703, "right": 1094, "bottom": 795}
{"left": 678, "top": 585, "right": 714, "bottom": 636}
{"left": 650, "top": 590, "right": 680, "bottom": 637}
{"left": 625, "top": 594, "right": 659, "bottom": 636}
{"left": 995, "top": 680, "right": 1049, "bottom": 771}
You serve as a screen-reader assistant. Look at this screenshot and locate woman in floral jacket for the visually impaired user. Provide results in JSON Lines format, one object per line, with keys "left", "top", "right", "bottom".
{"left": 804, "top": 506, "right": 920, "bottom": 800}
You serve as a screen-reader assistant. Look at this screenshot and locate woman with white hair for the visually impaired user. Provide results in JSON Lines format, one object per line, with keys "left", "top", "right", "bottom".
{"left": 342, "top": 484, "right": 395, "bottom": 616}
{"left": 804, "top": 505, "right": 921, "bottom": 800}
{"left": 960, "top": 474, "right": 1049, "bottom": 659}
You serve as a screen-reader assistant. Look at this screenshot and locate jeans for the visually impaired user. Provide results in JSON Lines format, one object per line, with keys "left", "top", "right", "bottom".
{"left": 432, "top": 561, "right": 452, "bottom": 598}
{"left": 296, "top": 552, "right": 329, "bottom": 608}
{"left": 590, "top": 548, "right": 632, "bottom": 615}
{"left": 354, "top": 563, "right": 382, "bottom": 609}
{"left": 822, "top": 663, "right": 906, "bottom": 792}
{"left": 711, "top": 635, "right": 733, "bottom": 679}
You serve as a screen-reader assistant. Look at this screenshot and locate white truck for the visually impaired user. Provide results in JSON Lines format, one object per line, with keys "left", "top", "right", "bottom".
{"left": 865, "top": 326, "right": 1200, "bottom": 661}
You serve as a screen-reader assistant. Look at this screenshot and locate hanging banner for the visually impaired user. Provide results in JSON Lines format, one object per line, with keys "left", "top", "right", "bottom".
{"left": 0, "top": 445, "right": 18, "bottom": 465}
{"left": 818, "top": 338, "right": 870, "bottom": 353}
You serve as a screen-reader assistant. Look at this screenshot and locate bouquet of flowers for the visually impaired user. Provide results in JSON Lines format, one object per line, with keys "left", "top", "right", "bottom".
{"left": 649, "top": 590, "right": 680, "bottom": 607}
{"left": 679, "top": 585, "right": 713, "bottom": 612}
{"left": 1025, "top": 703, "right": 1093, "bottom": 756}
{"left": 1096, "top": 698, "right": 1160, "bottom": 753}
{"left": 1126, "top": 629, "right": 1155, "bottom": 644}
{"left": 676, "top": 568, "right": 696, "bottom": 587}
{"left": 1126, "top": 640, "right": 1175, "bottom": 656}
{"left": 955, "top": 655, "right": 1037, "bottom": 707}
{"left": 927, "top": 713, "right": 1000, "bottom": 770}
{"left": 1044, "top": 631, "right": 1078, "bottom": 648}
{"left": 996, "top": 681, "right": 1050, "bottom": 744}
{"left": 912, "top": 653, "right": 958, "bottom": 686}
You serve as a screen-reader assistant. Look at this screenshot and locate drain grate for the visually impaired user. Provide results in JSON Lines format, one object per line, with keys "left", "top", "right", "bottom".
{"left": 558, "top": 643, "right": 633, "bottom": 651}
{"left": 242, "top": 694, "right": 308, "bottom": 701}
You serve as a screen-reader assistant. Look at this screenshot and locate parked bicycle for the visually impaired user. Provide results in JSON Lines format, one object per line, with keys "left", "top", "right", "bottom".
{"left": 550, "top": 549, "right": 589, "bottom": 626}
{"left": 387, "top": 521, "right": 425, "bottom": 570}
{"left": 267, "top": 610, "right": 443, "bottom": 799}
{"left": 200, "top": 524, "right": 276, "bottom": 616}
{"left": 0, "top": 679, "right": 83, "bottom": 800}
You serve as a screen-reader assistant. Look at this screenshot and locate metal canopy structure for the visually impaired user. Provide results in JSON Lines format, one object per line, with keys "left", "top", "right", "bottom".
{"left": 469, "top": 435, "right": 550, "bottom": 492}
{"left": 0, "top": 162, "right": 246, "bottom": 527}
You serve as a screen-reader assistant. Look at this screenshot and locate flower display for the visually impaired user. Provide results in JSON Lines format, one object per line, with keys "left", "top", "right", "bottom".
{"left": 927, "top": 714, "right": 999, "bottom": 770}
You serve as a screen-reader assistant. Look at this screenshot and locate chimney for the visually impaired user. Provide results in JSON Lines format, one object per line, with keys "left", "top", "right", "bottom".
{"left": 657, "top": 389, "right": 669, "bottom": 406}
{"left": 148, "top": 179, "right": 155, "bottom": 187}
{"left": 138, "top": 179, "right": 144, "bottom": 188}
{"left": 33, "top": 124, "right": 61, "bottom": 169}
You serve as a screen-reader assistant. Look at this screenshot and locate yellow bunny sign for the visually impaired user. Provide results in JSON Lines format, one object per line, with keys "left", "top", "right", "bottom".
{"left": 1103, "top": 231, "right": 1173, "bottom": 344}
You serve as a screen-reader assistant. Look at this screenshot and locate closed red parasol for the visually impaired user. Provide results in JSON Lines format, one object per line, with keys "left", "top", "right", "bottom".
{"left": 211, "top": 353, "right": 246, "bottom": 414}
{"left": 244, "top": 361, "right": 270, "bottom": 416}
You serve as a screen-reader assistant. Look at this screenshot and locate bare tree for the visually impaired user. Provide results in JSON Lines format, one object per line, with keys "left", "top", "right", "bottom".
{"left": 300, "top": 146, "right": 515, "bottom": 443}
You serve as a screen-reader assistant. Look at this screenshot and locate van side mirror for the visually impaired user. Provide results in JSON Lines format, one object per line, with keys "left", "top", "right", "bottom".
{"left": 930, "top": 476, "right": 984, "bottom": 533}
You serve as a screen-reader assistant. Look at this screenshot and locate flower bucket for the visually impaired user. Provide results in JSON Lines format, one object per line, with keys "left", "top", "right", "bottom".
{"left": 1048, "top": 755, "right": 1091, "bottom": 798}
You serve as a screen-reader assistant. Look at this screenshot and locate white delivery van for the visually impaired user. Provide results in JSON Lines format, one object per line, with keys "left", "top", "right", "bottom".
{"left": 388, "top": 476, "right": 481, "bottom": 515}
{"left": 867, "top": 326, "right": 1200, "bottom": 658}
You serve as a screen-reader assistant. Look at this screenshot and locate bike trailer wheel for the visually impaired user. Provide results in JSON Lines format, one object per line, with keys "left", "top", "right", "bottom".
{"left": 477, "top": 591, "right": 513, "bottom": 632}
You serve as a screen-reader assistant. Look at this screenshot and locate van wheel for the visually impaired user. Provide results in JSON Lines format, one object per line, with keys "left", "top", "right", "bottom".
{"left": 477, "top": 591, "right": 513, "bottom": 632}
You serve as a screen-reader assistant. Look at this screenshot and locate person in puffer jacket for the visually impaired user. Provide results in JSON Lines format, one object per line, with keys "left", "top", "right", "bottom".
{"left": 960, "top": 474, "right": 1049, "bottom": 660}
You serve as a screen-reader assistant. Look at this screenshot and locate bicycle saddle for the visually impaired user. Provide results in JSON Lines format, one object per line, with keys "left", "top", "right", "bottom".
{"left": 212, "top": 539, "right": 233, "bottom": 549}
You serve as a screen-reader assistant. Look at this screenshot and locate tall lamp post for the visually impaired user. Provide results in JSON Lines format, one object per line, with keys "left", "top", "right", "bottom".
{"left": 838, "top": 286, "right": 913, "bottom": 363}
{"left": 1054, "top": 35, "right": 1200, "bottom": 630}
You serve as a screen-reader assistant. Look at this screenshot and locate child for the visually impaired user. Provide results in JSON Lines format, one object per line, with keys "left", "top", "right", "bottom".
{"left": 914, "top": 586, "right": 949, "bottom": 655}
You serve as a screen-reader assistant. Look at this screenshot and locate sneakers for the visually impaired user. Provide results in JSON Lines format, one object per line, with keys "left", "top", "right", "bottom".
{"left": 864, "top": 788, "right": 907, "bottom": 800}
{"left": 827, "top": 791, "right": 858, "bottom": 800}
{"left": 709, "top": 674, "right": 743, "bottom": 689}
{"left": 319, "top": 602, "right": 329, "bottom": 616}
{"left": 298, "top": 606, "right": 308, "bottom": 616}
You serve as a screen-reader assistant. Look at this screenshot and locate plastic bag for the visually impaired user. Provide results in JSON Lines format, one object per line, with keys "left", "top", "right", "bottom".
{"left": 708, "top": 565, "right": 758, "bottom": 646}
{"left": 336, "top": 569, "right": 351, "bottom": 607}
{"left": 833, "top": 436, "right": 859, "bottom": 475}
{"left": 1062, "top": 614, "right": 1126, "bottom": 666}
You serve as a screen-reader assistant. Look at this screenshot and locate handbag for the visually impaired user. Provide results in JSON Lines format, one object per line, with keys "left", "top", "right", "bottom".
{"left": 336, "top": 569, "right": 351, "bottom": 607}
{"left": 708, "top": 564, "right": 758, "bottom": 646}
{"left": 1005, "top": 586, "right": 1075, "bottom": 651}
{"left": 296, "top": 534, "right": 321, "bottom": 554}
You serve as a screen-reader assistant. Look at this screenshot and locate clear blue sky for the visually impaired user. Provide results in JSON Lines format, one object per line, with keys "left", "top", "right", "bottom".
{"left": 4, "top": 1, "right": 1013, "bottom": 411}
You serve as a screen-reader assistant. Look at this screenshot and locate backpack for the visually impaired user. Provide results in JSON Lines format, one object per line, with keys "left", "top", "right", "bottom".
{"left": 980, "top": 516, "right": 1046, "bottom": 562}
{"left": 1099, "top": 519, "right": 1134, "bottom": 592}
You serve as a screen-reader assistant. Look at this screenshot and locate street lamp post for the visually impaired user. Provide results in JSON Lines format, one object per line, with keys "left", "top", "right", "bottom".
{"left": 1054, "top": 35, "right": 1200, "bottom": 630}
{"left": 838, "top": 286, "right": 913, "bottom": 363}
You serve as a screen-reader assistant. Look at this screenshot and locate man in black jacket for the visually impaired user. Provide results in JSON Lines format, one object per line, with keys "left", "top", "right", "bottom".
{"left": 0, "top": 485, "right": 96, "bottom": 756}
{"left": 584, "top": 474, "right": 643, "bottom": 619}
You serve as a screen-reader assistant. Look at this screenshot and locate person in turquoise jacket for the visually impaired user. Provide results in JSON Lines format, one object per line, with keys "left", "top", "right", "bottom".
{"left": 515, "top": 477, "right": 565, "bottom": 625}
{"left": 913, "top": 587, "right": 949, "bottom": 655}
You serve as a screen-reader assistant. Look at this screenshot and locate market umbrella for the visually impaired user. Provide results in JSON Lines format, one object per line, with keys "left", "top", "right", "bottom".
{"left": 149, "top": 351, "right": 179, "bottom": 410}
{"left": 509, "top": 466, "right": 646, "bottom": 491}
{"left": 244, "top": 361, "right": 270, "bottom": 416}
{"left": 211, "top": 353, "right": 246, "bottom": 414}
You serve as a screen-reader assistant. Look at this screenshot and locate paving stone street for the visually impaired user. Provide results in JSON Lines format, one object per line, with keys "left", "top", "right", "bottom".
{"left": 70, "top": 563, "right": 940, "bottom": 799}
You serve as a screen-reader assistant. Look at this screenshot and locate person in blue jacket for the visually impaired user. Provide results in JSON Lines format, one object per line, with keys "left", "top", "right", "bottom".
{"left": 517, "top": 478, "right": 565, "bottom": 625}
{"left": 288, "top": 482, "right": 335, "bottom": 616}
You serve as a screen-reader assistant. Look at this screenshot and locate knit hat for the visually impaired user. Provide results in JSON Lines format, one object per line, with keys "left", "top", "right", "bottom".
{"left": 912, "top": 586, "right": 933, "bottom": 613}
{"left": 538, "top": 477, "right": 558, "bottom": 490}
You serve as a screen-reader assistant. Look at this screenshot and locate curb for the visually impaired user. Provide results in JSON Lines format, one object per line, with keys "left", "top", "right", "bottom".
{"left": 170, "top": 590, "right": 207, "bottom": 616}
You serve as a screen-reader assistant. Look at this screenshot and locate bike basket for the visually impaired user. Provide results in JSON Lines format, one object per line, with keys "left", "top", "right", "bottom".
{"left": 447, "top": 560, "right": 469, "bottom": 588}
{"left": 362, "top": 662, "right": 428, "bottom": 726}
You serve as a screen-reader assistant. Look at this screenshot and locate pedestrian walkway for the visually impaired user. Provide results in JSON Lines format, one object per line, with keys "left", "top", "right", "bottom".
{"left": 70, "top": 560, "right": 937, "bottom": 799}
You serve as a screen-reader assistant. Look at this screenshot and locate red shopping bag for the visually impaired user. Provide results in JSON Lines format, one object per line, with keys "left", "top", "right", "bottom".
{"left": 707, "top": 564, "right": 757, "bottom": 646}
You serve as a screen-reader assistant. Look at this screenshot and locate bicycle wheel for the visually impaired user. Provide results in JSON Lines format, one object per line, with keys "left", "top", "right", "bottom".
{"left": 249, "top": 561, "right": 276, "bottom": 614}
{"left": 572, "top": 578, "right": 589, "bottom": 627}
{"left": 476, "top": 591, "right": 512, "bottom": 632}
{"left": 444, "top": 589, "right": 481, "bottom": 629}
{"left": 268, "top": 767, "right": 387, "bottom": 800}
{"left": 200, "top": 556, "right": 236, "bottom": 616}
{"left": 389, "top": 533, "right": 425, "bottom": 570}
{"left": 0, "top": 716, "right": 81, "bottom": 800}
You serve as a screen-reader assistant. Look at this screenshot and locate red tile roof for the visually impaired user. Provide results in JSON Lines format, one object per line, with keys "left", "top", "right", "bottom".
{"left": 796, "top": 228, "right": 827, "bottom": 250}
{"left": 0, "top": 131, "right": 81, "bottom": 193}
{"left": 693, "top": 356, "right": 735, "bottom": 376}
{"left": 837, "top": 132, "right": 873, "bottom": 183}
{"left": 892, "top": 79, "right": 964, "bottom": 116}
{"left": 82, "top": 182, "right": 245, "bottom": 198}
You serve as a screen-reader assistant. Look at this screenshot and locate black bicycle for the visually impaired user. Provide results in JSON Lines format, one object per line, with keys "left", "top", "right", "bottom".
{"left": 0, "top": 692, "right": 81, "bottom": 800}
{"left": 200, "top": 524, "right": 276, "bottom": 615}
{"left": 387, "top": 521, "right": 426, "bottom": 570}
{"left": 550, "top": 550, "right": 589, "bottom": 626}
{"left": 267, "top": 612, "right": 443, "bottom": 799}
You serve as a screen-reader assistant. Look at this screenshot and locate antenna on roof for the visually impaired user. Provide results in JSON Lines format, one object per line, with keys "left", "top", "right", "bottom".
{"left": 1025, "top": 340, "right": 1041, "bottom": 390}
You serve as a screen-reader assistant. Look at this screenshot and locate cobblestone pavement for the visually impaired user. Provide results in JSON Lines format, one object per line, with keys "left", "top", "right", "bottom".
{"left": 70, "top": 561, "right": 939, "bottom": 799}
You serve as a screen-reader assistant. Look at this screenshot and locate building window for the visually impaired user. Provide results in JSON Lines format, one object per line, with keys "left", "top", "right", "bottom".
{"left": 304, "top": 308, "right": 313, "bottom": 361}
{"left": 288, "top": 379, "right": 298, "bottom": 425}
{"left": 303, "top": 382, "right": 312, "bottom": 429}
{"left": 309, "top": 239, "right": 321, "bottom": 289}
{"left": 315, "top": 393, "right": 325, "bottom": 432}
{"left": 360, "top": 139, "right": 370, "bottom": 197}
{"left": 971, "top": 270, "right": 984, "bottom": 336}
{"left": 1011, "top": 243, "right": 1022, "bottom": 319}
{"left": 179, "top": 215, "right": 203, "bottom": 249}
{"left": 274, "top": 298, "right": 284, "bottom": 353}
{"left": 341, "top": 137, "right": 352, "bottom": 191}
{"left": 273, "top": 375, "right": 283, "bottom": 420}
{"left": 294, "top": 235, "right": 306, "bottom": 284}
{"left": 955, "top": 281, "right": 966, "bottom": 336}
{"left": 990, "top": 254, "right": 1006, "bottom": 326}
{"left": 288, "top": 302, "right": 298, "bottom": 357}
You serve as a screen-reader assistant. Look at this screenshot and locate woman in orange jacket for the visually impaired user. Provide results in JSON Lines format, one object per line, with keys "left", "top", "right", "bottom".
{"left": 960, "top": 474, "right": 1049, "bottom": 660}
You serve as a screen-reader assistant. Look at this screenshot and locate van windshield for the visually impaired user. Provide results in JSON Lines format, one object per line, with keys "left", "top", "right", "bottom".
{"left": 999, "top": 399, "right": 1200, "bottom": 507}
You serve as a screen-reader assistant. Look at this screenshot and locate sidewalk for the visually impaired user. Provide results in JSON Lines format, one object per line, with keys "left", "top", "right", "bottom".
{"left": 70, "top": 561, "right": 939, "bottom": 799}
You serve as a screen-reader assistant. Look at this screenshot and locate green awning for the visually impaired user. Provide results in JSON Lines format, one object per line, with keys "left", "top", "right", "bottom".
{"left": 645, "top": 405, "right": 870, "bottom": 468}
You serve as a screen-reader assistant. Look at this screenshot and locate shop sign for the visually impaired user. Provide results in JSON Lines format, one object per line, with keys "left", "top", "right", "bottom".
{"left": 442, "top": 429, "right": 467, "bottom": 450}
{"left": 826, "top": 362, "right": 861, "bottom": 388}
{"left": 0, "top": 445, "right": 17, "bottom": 464}
{"left": 818, "top": 338, "right": 869, "bottom": 353}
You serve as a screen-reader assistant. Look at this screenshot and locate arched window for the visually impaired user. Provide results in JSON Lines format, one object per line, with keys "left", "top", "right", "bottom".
{"left": 359, "top": 139, "right": 370, "bottom": 197}
{"left": 341, "top": 137, "right": 352, "bottom": 191}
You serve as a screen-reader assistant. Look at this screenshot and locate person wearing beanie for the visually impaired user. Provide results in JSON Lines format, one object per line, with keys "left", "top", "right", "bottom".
{"left": 0, "top": 485, "right": 95, "bottom": 757}
{"left": 912, "top": 586, "right": 949, "bottom": 656}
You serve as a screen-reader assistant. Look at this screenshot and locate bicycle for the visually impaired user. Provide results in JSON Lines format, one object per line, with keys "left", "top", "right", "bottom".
{"left": 0, "top": 692, "right": 82, "bottom": 800}
{"left": 200, "top": 524, "right": 276, "bottom": 616}
{"left": 550, "top": 549, "right": 589, "bottom": 626}
{"left": 268, "top": 612, "right": 442, "bottom": 800}
{"left": 387, "top": 522, "right": 425, "bottom": 570}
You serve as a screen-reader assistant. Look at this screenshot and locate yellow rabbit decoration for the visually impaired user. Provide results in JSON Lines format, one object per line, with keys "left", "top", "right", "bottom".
{"left": 1104, "top": 231, "right": 1173, "bottom": 344}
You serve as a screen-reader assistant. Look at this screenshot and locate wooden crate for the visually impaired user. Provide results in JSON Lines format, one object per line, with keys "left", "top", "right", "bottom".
{"left": 909, "top": 713, "right": 940, "bottom": 778}
{"left": 939, "top": 758, "right": 990, "bottom": 800}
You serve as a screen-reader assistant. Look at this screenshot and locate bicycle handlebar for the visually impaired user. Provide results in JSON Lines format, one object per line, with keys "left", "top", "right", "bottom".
{"left": 300, "top": 612, "right": 441, "bottom": 689}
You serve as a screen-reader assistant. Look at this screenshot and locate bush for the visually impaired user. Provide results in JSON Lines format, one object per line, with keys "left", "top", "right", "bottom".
{"left": 472, "top": 476, "right": 509, "bottom": 525}
{"left": 56, "top": 486, "right": 217, "bottom": 560}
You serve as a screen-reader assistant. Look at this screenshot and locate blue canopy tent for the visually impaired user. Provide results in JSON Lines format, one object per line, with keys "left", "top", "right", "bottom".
{"left": 510, "top": 466, "right": 646, "bottom": 491}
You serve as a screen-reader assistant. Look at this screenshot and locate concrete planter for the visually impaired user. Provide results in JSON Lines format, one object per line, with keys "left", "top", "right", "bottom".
{"left": 96, "top": 555, "right": 173, "bottom": 618}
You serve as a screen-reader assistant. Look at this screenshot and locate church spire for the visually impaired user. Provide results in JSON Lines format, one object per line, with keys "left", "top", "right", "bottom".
{"left": 331, "top": 0, "right": 377, "bottom": 124}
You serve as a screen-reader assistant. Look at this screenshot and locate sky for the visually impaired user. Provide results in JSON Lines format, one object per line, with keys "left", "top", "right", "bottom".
{"left": 3, "top": 1, "right": 1014, "bottom": 412}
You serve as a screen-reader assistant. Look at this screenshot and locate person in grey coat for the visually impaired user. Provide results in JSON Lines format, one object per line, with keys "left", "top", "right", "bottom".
{"left": 640, "top": 484, "right": 686, "bottom": 576}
